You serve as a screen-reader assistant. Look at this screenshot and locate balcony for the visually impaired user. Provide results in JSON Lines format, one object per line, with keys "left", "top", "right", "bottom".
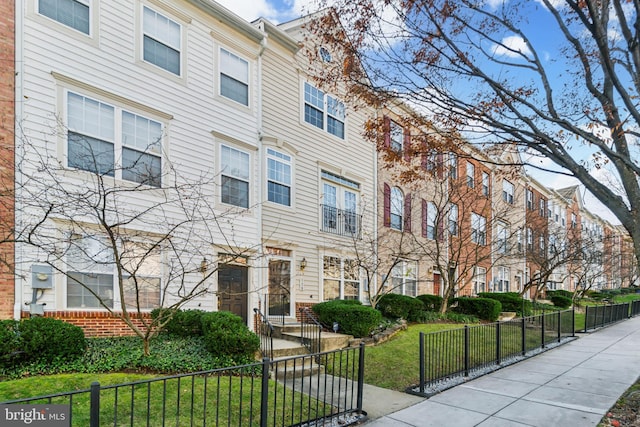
{"left": 320, "top": 204, "right": 361, "bottom": 238}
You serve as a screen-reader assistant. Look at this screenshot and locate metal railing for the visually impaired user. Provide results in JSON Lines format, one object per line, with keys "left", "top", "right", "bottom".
{"left": 583, "top": 302, "right": 634, "bottom": 331}
{"left": 264, "top": 292, "right": 288, "bottom": 326}
{"left": 631, "top": 300, "right": 640, "bottom": 317}
{"left": 254, "top": 307, "right": 275, "bottom": 360}
{"left": 0, "top": 345, "right": 367, "bottom": 427}
{"left": 320, "top": 204, "right": 362, "bottom": 238}
{"left": 415, "top": 309, "right": 575, "bottom": 397}
{"left": 299, "top": 306, "right": 323, "bottom": 354}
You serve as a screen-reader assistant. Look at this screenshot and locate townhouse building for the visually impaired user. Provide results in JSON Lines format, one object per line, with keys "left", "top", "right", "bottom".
{"left": 1, "top": 2, "right": 635, "bottom": 337}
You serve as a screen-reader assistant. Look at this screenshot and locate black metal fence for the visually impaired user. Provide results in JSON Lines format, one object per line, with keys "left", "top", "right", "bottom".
{"left": 583, "top": 300, "right": 640, "bottom": 331}
{"left": 299, "top": 306, "right": 323, "bottom": 354}
{"left": 254, "top": 307, "right": 275, "bottom": 360}
{"left": 415, "top": 309, "right": 575, "bottom": 397}
{"left": 0, "top": 345, "right": 366, "bottom": 427}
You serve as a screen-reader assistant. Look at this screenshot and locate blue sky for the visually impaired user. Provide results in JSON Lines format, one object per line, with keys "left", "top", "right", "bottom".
{"left": 216, "top": 0, "right": 304, "bottom": 23}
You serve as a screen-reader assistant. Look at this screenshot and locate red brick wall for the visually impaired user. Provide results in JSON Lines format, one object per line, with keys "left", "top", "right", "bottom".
{"left": 21, "top": 311, "right": 153, "bottom": 337}
{"left": 0, "top": 0, "right": 15, "bottom": 319}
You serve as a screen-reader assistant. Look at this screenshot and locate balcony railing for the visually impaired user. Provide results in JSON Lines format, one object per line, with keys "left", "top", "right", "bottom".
{"left": 321, "top": 204, "right": 361, "bottom": 238}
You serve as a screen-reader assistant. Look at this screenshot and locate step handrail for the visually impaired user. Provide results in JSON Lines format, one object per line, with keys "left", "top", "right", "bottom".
{"left": 299, "top": 306, "right": 322, "bottom": 354}
{"left": 253, "top": 307, "right": 274, "bottom": 360}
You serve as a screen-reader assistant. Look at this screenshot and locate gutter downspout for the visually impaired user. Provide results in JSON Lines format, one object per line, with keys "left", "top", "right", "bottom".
{"left": 14, "top": 0, "right": 24, "bottom": 320}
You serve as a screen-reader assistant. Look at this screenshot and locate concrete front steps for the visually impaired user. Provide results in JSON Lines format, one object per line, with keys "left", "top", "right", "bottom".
{"left": 266, "top": 322, "right": 353, "bottom": 380}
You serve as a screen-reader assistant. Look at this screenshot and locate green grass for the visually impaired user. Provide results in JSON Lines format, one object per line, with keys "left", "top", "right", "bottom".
{"left": 0, "top": 372, "right": 331, "bottom": 426}
{"left": 613, "top": 293, "right": 640, "bottom": 303}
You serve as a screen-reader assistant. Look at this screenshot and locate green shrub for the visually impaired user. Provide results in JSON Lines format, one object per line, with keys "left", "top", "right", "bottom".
{"left": 550, "top": 295, "right": 572, "bottom": 309}
{"left": 376, "top": 294, "right": 425, "bottom": 321}
{"left": 547, "top": 289, "right": 573, "bottom": 299}
{"left": 0, "top": 320, "right": 21, "bottom": 363}
{"left": 416, "top": 294, "right": 443, "bottom": 312}
{"left": 18, "top": 317, "right": 86, "bottom": 363}
{"left": 478, "top": 292, "right": 532, "bottom": 316}
{"left": 312, "top": 300, "right": 382, "bottom": 337}
{"left": 453, "top": 297, "right": 502, "bottom": 321}
{"left": 162, "top": 309, "right": 206, "bottom": 337}
{"left": 201, "top": 312, "right": 259, "bottom": 359}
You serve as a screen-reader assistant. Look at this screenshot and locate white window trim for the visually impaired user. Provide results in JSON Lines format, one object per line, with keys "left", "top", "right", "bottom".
{"left": 392, "top": 260, "right": 417, "bottom": 297}
{"left": 266, "top": 147, "right": 293, "bottom": 208}
{"left": 218, "top": 46, "right": 251, "bottom": 107}
{"left": 322, "top": 255, "right": 360, "bottom": 301}
{"left": 136, "top": 3, "right": 189, "bottom": 82}
{"left": 302, "top": 81, "right": 346, "bottom": 139}
{"left": 32, "top": 0, "right": 99, "bottom": 44}
{"left": 62, "top": 87, "right": 167, "bottom": 187}
{"left": 219, "top": 144, "right": 251, "bottom": 208}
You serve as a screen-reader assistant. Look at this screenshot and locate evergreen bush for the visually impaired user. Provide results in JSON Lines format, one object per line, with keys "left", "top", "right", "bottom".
{"left": 453, "top": 297, "right": 502, "bottom": 321}
{"left": 312, "top": 300, "right": 382, "bottom": 337}
{"left": 18, "top": 317, "right": 86, "bottom": 363}
{"left": 550, "top": 295, "right": 572, "bottom": 309}
{"left": 416, "top": 294, "right": 444, "bottom": 312}
{"left": 478, "top": 292, "right": 532, "bottom": 316}
{"left": 376, "top": 293, "right": 425, "bottom": 321}
{"left": 201, "top": 311, "right": 259, "bottom": 359}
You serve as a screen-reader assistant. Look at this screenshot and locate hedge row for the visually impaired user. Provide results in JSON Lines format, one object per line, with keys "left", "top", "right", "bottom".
{"left": 452, "top": 297, "right": 502, "bottom": 321}
{"left": 312, "top": 300, "right": 382, "bottom": 338}
{"left": 478, "top": 292, "right": 532, "bottom": 316}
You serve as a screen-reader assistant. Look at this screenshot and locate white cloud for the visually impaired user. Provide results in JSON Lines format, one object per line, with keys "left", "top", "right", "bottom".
{"left": 492, "top": 35, "right": 532, "bottom": 58}
{"left": 484, "top": 0, "right": 506, "bottom": 9}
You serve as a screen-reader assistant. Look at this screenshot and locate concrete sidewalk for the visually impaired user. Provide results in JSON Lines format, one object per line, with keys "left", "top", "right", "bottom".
{"left": 363, "top": 316, "right": 640, "bottom": 426}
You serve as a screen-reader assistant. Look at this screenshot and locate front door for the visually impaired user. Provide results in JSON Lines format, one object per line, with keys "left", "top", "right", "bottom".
{"left": 218, "top": 264, "right": 248, "bottom": 323}
{"left": 433, "top": 273, "right": 441, "bottom": 296}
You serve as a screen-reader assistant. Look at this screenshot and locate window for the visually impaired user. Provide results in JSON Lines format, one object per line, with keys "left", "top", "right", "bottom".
{"left": 323, "top": 256, "right": 359, "bottom": 301}
{"left": 448, "top": 204, "right": 458, "bottom": 236}
{"left": 466, "top": 162, "right": 475, "bottom": 188}
{"left": 539, "top": 235, "right": 545, "bottom": 254}
{"left": 548, "top": 200, "right": 553, "bottom": 219}
{"left": 390, "top": 187, "right": 404, "bottom": 231}
{"left": 304, "top": 82, "right": 345, "bottom": 138}
{"left": 571, "top": 213, "right": 577, "bottom": 228}
{"left": 67, "top": 235, "right": 160, "bottom": 310}
{"left": 39, "top": 0, "right": 90, "bottom": 34}
{"left": 67, "top": 92, "right": 163, "bottom": 186}
{"left": 495, "top": 266, "right": 510, "bottom": 292}
{"left": 322, "top": 171, "right": 360, "bottom": 236}
{"left": 549, "top": 235, "right": 556, "bottom": 255}
{"left": 539, "top": 198, "right": 546, "bottom": 217}
{"left": 449, "top": 153, "right": 458, "bottom": 179}
{"left": 526, "top": 189, "right": 534, "bottom": 210}
{"left": 496, "top": 221, "right": 508, "bottom": 254}
{"left": 392, "top": 260, "right": 417, "bottom": 296}
{"left": 561, "top": 209, "right": 566, "bottom": 227}
{"left": 482, "top": 172, "right": 489, "bottom": 196}
{"left": 472, "top": 267, "right": 486, "bottom": 294}
{"left": 502, "top": 180, "right": 514, "bottom": 204}
{"left": 267, "top": 148, "right": 291, "bottom": 206}
{"left": 423, "top": 201, "right": 437, "bottom": 240}
{"left": 220, "top": 48, "right": 249, "bottom": 105}
{"left": 471, "top": 212, "right": 486, "bottom": 245}
{"left": 527, "top": 227, "right": 533, "bottom": 251}
{"left": 220, "top": 145, "right": 249, "bottom": 208}
{"left": 390, "top": 120, "right": 403, "bottom": 153}
{"left": 143, "top": 6, "right": 181, "bottom": 75}
{"left": 517, "top": 229, "right": 523, "bottom": 252}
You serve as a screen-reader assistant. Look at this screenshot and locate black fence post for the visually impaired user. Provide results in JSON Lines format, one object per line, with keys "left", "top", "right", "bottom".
{"left": 541, "top": 312, "right": 546, "bottom": 349}
{"left": 557, "top": 310, "right": 561, "bottom": 343}
{"left": 521, "top": 317, "right": 526, "bottom": 356}
{"left": 260, "top": 358, "right": 270, "bottom": 427}
{"left": 464, "top": 326, "right": 470, "bottom": 377}
{"left": 356, "top": 342, "right": 365, "bottom": 414}
{"left": 89, "top": 382, "right": 100, "bottom": 427}
{"left": 419, "top": 332, "right": 425, "bottom": 394}
{"left": 571, "top": 307, "right": 575, "bottom": 337}
{"left": 496, "top": 322, "right": 501, "bottom": 365}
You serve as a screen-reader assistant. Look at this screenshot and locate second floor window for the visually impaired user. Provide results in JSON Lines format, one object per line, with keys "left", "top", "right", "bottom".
{"left": 466, "top": 162, "right": 475, "bottom": 188}
{"left": 266, "top": 148, "right": 291, "bottom": 206}
{"left": 39, "top": 0, "right": 90, "bottom": 34}
{"left": 448, "top": 204, "right": 458, "bottom": 236}
{"left": 539, "top": 198, "right": 546, "bottom": 217}
{"left": 389, "top": 120, "right": 404, "bottom": 153}
{"left": 220, "top": 145, "right": 250, "bottom": 208}
{"left": 143, "top": 6, "right": 181, "bottom": 76}
{"left": 526, "top": 189, "right": 534, "bottom": 210}
{"left": 502, "top": 180, "right": 514, "bottom": 204}
{"left": 496, "top": 221, "right": 508, "bottom": 254}
{"left": 321, "top": 171, "right": 360, "bottom": 236}
{"left": 471, "top": 212, "right": 486, "bottom": 245}
{"left": 449, "top": 153, "right": 458, "bottom": 179}
{"left": 67, "top": 92, "right": 162, "bottom": 187}
{"left": 219, "top": 48, "right": 249, "bottom": 106}
{"left": 304, "top": 83, "right": 345, "bottom": 139}
{"left": 482, "top": 172, "right": 489, "bottom": 196}
{"left": 390, "top": 187, "right": 404, "bottom": 231}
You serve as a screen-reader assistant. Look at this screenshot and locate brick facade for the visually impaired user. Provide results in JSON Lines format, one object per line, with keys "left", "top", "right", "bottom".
{"left": 21, "top": 311, "right": 152, "bottom": 338}
{"left": 0, "top": 0, "right": 15, "bottom": 319}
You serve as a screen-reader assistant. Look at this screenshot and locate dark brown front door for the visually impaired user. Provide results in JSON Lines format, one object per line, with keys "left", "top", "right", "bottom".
{"left": 433, "top": 273, "right": 441, "bottom": 296}
{"left": 218, "top": 264, "right": 248, "bottom": 323}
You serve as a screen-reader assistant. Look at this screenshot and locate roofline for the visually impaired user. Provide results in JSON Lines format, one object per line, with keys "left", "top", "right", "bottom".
{"left": 254, "top": 18, "right": 300, "bottom": 53}
{"left": 187, "top": 0, "right": 265, "bottom": 43}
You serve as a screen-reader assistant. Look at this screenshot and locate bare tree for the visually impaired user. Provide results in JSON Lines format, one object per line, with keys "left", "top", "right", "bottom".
{"left": 305, "top": 1, "right": 640, "bottom": 266}
{"left": 16, "top": 131, "right": 261, "bottom": 356}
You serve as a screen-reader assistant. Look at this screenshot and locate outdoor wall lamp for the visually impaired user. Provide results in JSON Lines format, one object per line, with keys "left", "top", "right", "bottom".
{"left": 300, "top": 257, "right": 307, "bottom": 271}
{"left": 200, "top": 258, "right": 207, "bottom": 275}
